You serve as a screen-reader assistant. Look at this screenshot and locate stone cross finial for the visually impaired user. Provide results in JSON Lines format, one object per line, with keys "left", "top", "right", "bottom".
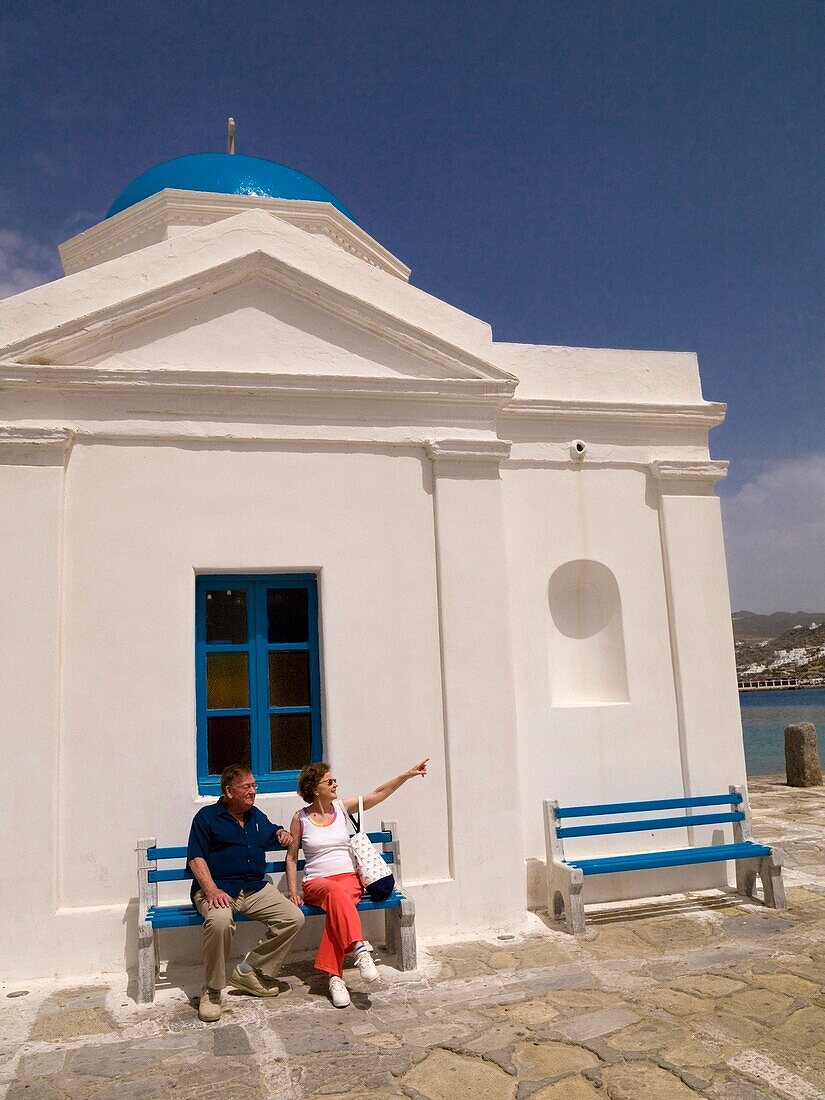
{"left": 227, "top": 117, "right": 236, "bottom": 154}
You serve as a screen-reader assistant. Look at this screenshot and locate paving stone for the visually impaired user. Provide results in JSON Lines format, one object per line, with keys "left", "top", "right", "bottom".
{"left": 282, "top": 1027, "right": 353, "bottom": 1056}
{"left": 350, "top": 1021, "right": 378, "bottom": 1036}
{"left": 662, "top": 1036, "right": 739, "bottom": 1069}
{"left": 706, "top": 1076, "right": 776, "bottom": 1100}
{"left": 600, "top": 1062, "right": 699, "bottom": 1098}
{"left": 751, "top": 971, "right": 822, "bottom": 998}
{"left": 517, "top": 967, "right": 596, "bottom": 994}
{"left": 672, "top": 974, "right": 747, "bottom": 997}
{"left": 723, "top": 913, "right": 796, "bottom": 939}
{"left": 578, "top": 926, "right": 653, "bottom": 959}
{"left": 516, "top": 944, "right": 571, "bottom": 969}
{"left": 67, "top": 1041, "right": 175, "bottom": 1078}
{"left": 212, "top": 1023, "right": 253, "bottom": 1056}
{"left": 56, "top": 986, "right": 109, "bottom": 1004}
{"left": 363, "top": 1032, "right": 403, "bottom": 1049}
{"left": 30, "top": 1006, "right": 114, "bottom": 1041}
{"left": 641, "top": 987, "right": 709, "bottom": 1015}
{"left": 490, "top": 1000, "right": 560, "bottom": 1030}
{"left": 487, "top": 952, "right": 522, "bottom": 970}
{"left": 401, "top": 1047, "right": 517, "bottom": 1099}
{"left": 93, "top": 1077, "right": 174, "bottom": 1099}
{"left": 633, "top": 916, "right": 719, "bottom": 952}
{"left": 720, "top": 987, "right": 796, "bottom": 1024}
{"left": 544, "top": 990, "right": 619, "bottom": 1015}
{"left": 132, "top": 1034, "right": 202, "bottom": 1050}
{"left": 770, "top": 1004, "right": 825, "bottom": 1049}
{"left": 512, "top": 1040, "right": 600, "bottom": 1080}
{"left": 711, "top": 1010, "right": 769, "bottom": 1044}
{"left": 6, "top": 1080, "right": 64, "bottom": 1100}
{"left": 302, "top": 1063, "right": 384, "bottom": 1095}
{"left": 608, "top": 1018, "right": 692, "bottom": 1053}
{"left": 404, "top": 1021, "right": 474, "bottom": 1048}
{"left": 530, "top": 1077, "right": 601, "bottom": 1098}
{"left": 19, "top": 1051, "right": 67, "bottom": 1077}
{"left": 553, "top": 1008, "right": 640, "bottom": 1042}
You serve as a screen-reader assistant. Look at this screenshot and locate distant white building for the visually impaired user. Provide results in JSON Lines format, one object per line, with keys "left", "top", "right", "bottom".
{"left": 0, "top": 153, "right": 746, "bottom": 981}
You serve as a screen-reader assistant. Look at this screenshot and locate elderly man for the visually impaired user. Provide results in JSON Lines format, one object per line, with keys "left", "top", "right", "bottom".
{"left": 187, "top": 763, "right": 305, "bottom": 1022}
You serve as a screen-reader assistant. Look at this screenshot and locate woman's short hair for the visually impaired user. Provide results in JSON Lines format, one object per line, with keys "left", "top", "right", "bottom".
{"left": 297, "top": 762, "right": 330, "bottom": 803}
{"left": 220, "top": 763, "right": 253, "bottom": 794}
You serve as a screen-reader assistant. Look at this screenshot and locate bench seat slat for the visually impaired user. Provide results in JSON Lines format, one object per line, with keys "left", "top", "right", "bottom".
{"left": 557, "top": 811, "right": 744, "bottom": 839}
{"left": 146, "top": 891, "right": 406, "bottom": 928}
{"left": 568, "top": 841, "right": 772, "bottom": 876}
{"left": 554, "top": 793, "right": 742, "bottom": 819}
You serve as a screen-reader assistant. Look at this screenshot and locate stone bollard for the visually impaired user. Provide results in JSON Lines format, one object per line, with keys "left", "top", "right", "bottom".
{"left": 784, "top": 723, "right": 823, "bottom": 787}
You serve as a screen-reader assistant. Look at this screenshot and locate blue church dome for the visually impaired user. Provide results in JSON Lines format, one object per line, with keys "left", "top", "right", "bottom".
{"left": 106, "top": 153, "right": 356, "bottom": 222}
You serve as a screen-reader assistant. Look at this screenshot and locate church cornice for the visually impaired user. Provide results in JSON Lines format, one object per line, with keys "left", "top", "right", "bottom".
{"left": 59, "top": 191, "right": 411, "bottom": 281}
{"left": 501, "top": 397, "right": 726, "bottom": 428}
{"left": 650, "top": 459, "right": 729, "bottom": 483}
{"left": 0, "top": 361, "right": 515, "bottom": 406}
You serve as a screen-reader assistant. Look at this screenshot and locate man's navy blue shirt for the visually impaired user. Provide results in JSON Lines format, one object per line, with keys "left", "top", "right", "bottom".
{"left": 187, "top": 800, "right": 285, "bottom": 902}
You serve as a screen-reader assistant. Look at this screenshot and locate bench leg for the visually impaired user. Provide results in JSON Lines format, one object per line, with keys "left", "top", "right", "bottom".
{"left": 137, "top": 924, "right": 157, "bottom": 1004}
{"left": 384, "top": 905, "right": 398, "bottom": 958}
{"left": 759, "top": 850, "right": 787, "bottom": 910}
{"left": 386, "top": 898, "right": 416, "bottom": 971}
{"left": 548, "top": 865, "right": 586, "bottom": 935}
{"left": 735, "top": 858, "right": 759, "bottom": 900}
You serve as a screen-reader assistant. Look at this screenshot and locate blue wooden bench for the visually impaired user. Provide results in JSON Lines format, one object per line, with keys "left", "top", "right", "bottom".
{"left": 543, "top": 784, "right": 786, "bottom": 934}
{"left": 137, "top": 818, "right": 415, "bottom": 1002}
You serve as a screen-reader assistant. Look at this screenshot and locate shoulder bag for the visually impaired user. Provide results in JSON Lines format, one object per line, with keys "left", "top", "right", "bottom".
{"left": 345, "top": 797, "right": 396, "bottom": 903}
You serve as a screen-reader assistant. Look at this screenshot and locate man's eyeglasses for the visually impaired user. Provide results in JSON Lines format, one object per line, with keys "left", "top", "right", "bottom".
{"left": 232, "top": 781, "right": 258, "bottom": 792}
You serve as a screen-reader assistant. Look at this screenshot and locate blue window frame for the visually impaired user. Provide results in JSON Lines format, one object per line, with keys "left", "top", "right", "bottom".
{"left": 195, "top": 574, "right": 322, "bottom": 795}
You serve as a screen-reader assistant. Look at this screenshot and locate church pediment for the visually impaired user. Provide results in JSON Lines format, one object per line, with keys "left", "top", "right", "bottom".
{"left": 0, "top": 209, "right": 514, "bottom": 392}
{"left": 21, "top": 269, "right": 486, "bottom": 382}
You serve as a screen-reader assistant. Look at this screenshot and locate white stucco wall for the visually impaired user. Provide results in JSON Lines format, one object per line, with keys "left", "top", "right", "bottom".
{"left": 0, "top": 193, "right": 747, "bottom": 981}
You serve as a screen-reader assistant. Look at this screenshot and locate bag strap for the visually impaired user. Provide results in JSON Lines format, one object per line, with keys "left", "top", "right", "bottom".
{"left": 346, "top": 795, "right": 364, "bottom": 835}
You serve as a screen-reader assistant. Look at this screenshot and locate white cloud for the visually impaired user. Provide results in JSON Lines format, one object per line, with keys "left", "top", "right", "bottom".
{"left": 722, "top": 454, "right": 825, "bottom": 613}
{"left": 0, "top": 228, "right": 60, "bottom": 300}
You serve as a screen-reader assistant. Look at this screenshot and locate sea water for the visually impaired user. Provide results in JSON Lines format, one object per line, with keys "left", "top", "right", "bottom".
{"left": 740, "top": 688, "right": 825, "bottom": 776}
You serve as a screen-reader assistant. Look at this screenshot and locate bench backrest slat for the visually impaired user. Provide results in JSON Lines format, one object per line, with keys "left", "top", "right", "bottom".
{"left": 146, "top": 838, "right": 395, "bottom": 883}
{"left": 557, "top": 811, "right": 744, "bottom": 839}
{"left": 148, "top": 831, "right": 393, "bottom": 863}
{"left": 554, "top": 793, "right": 741, "bottom": 819}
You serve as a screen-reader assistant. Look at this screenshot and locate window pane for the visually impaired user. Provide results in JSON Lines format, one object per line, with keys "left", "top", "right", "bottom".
{"left": 267, "top": 587, "right": 309, "bottom": 643}
{"left": 207, "top": 716, "right": 251, "bottom": 774}
{"left": 268, "top": 651, "right": 310, "bottom": 707}
{"left": 205, "top": 589, "right": 247, "bottom": 644}
{"left": 206, "top": 652, "right": 249, "bottom": 709}
{"left": 270, "top": 714, "right": 312, "bottom": 771}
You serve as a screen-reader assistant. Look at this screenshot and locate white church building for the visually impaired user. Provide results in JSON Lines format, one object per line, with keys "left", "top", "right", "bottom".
{"left": 0, "top": 151, "right": 746, "bottom": 982}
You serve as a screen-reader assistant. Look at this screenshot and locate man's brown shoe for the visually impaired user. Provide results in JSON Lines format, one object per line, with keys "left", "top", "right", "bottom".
{"left": 229, "top": 966, "right": 280, "bottom": 997}
{"left": 198, "top": 987, "right": 222, "bottom": 1022}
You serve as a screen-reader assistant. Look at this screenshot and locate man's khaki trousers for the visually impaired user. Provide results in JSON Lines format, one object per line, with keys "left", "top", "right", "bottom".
{"left": 194, "top": 884, "right": 305, "bottom": 991}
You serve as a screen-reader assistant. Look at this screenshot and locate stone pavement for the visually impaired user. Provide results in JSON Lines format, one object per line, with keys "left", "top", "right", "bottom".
{"left": 2, "top": 777, "right": 824, "bottom": 1099}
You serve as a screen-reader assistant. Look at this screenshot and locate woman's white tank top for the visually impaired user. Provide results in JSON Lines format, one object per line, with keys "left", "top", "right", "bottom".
{"left": 300, "top": 800, "right": 357, "bottom": 881}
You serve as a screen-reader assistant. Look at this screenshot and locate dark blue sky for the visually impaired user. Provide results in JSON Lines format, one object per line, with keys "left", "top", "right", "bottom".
{"left": 1, "top": 2, "right": 822, "bottom": 607}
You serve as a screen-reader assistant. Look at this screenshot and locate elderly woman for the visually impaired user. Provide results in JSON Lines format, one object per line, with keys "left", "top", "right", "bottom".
{"left": 285, "top": 759, "right": 428, "bottom": 1008}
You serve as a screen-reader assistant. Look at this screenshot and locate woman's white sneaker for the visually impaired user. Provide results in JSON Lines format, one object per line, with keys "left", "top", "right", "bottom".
{"left": 354, "top": 949, "right": 379, "bottom": 983}
{"left": 328, "top": 975, "right": 351, "bottom": 1008}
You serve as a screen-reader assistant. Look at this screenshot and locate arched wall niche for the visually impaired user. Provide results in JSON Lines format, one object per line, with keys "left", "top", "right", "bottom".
{"left": 547, "top": 559, "right": 629, "bottom": 706}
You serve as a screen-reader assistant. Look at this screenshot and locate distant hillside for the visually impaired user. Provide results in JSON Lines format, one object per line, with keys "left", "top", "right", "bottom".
{"left": 732, "top": 611, "right": 825, "bottom": 684}
{"left": 731, "top": 610, "right": 825, "bottom": 641}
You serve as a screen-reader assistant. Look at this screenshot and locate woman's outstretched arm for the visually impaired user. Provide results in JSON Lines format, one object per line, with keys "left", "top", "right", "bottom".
{"left": 342, "top": 759, "right": 428, "bottom": 814}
